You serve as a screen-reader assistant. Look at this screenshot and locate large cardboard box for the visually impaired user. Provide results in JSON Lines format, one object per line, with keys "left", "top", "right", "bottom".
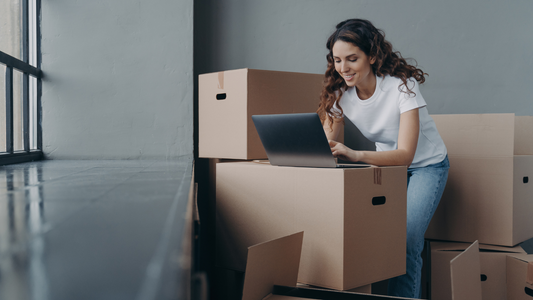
{"left": 199, "top": 68, "right": 324, "bottom": 159}
{"left": 431, "top": 241, "right": 525, "bottom": 300}
{"left": 506, "top": 254, "right": 533, "bottom": 300}
{"left": 425, "top": 114, "right": 533, "bottom": 246}
{"left": 216, "top": 161, "right": 407, "bottom": 290}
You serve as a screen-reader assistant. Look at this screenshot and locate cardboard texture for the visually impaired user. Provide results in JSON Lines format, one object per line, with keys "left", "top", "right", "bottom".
{"left": 347, "top": 285, "right": 372, "bottom": 294}
{"left": 216, "top": 161, "right": 407, "bottom": 290}
{"left": 198, "top": 68, "right": 326, "bottom": 159}
{"left": 528, "top": 261, "right": 533, "bottom": 285}
{"left": 426, "top": 114, "right": 533, "bottom": 246}
{"left": 241, "top": 232, "right": 371, "bottom": 300}
{"left": 450, "top": 241, "right": 482, "bottom": 300}
{"left": 242, "top": 232, "right": 306, "bottom": 300}
{"left": 431, "top": 241, "right": 525, "bottom": 300}
{"left": 506, "top": 254, "right": 533, "bottom": 300}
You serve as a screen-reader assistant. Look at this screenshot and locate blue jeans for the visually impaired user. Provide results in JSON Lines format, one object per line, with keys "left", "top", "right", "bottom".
{"left": 388, "top": 156, "right": 450, "bottom": 298}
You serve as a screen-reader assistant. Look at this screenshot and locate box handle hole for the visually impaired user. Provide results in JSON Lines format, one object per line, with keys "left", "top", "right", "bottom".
{"left": 216, "top": 93, "right": 227, "bottom": 100}
{"left": 480, "top": 274, "right": 487, "bottom": 281}
{"left": 525, "top": 287, "right": 533, "bottom": 297}
{"left": 372, "top": 196, "right": 386, "bottom": 206}
{"left": 524, "top": 177, "right": 529, "bottom": 184}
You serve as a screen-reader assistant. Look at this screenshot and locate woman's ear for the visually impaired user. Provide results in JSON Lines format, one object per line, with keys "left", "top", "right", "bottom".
{"left": 370, "top": 56, "right": 377, "bottom": 65}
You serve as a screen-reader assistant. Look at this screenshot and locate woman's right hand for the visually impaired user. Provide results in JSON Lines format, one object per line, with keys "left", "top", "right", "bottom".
{"left": 329, "top": 140, "right": 360, "bottom": 162}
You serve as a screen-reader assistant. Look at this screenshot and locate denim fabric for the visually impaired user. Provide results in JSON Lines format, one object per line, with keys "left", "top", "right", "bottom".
{"left": 388, "top": 156, "right": 450, "bottom": 298}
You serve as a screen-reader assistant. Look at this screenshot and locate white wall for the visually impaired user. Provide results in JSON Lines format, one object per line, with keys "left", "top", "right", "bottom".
{"left": 195, "top": 0, "right": 533, "bottom": 116}
{"left": 42, "top": 0, "right": 193, "bottom": 159}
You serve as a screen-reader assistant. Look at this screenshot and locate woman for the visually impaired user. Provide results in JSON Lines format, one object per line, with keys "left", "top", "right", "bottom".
{"left": 317, "top": 19, "right": 449, "bottom": 298}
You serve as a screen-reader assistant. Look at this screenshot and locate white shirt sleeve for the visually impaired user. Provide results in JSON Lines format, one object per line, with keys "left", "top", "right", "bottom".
{"left": 398, "top": 78, "right": 427, "bottom": 114}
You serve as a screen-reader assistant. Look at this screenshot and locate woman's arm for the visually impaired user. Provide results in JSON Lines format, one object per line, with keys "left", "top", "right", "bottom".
{"left": 329, "top": 108, "right": 420, "bottom": 166}
{"left": 323, "top": 116, "right": 344, "bottom": 141}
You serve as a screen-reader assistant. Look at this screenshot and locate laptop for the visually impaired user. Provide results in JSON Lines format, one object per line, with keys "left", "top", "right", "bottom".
{"left": 252, "top": 113, "right": 370, "bottom": 168}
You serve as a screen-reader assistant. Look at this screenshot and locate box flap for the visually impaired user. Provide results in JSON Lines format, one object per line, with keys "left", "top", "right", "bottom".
{"left": 432, "top": 113, "right": 515, "bottom": 157}
{"left": 508, "top": 254, "right": 533, "bottom": 285}
{"left": 515, "top": 116, "right": 533, "bottom": 155}
{"left": 507, "top": 253, "right": 533, "bottom": 263}
{"left": 478, "top": 243, "right": 526, "bottom": 254}
{"left": 242, "top": 232, "right": 304, "bottom": 300}
{"left": 432, "top": 241, "right": 473, "bottom": 252}
{"left": 450, "top": 240, "right": 482, "bottom": 300}
{"left": 432, "top": 241, "right": 525, "bottom": 253}
{"left": 506, "top": 254, "right": 533, "bottom": 300}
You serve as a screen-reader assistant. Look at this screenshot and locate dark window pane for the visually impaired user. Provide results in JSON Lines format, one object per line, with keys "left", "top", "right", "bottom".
{"left": 0, "top": 64, "right": 5, "bottom": 153}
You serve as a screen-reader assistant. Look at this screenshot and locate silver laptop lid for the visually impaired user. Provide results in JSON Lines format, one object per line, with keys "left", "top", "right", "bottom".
{"left": 252, "top": 113, "right": 337, "bottom": 168}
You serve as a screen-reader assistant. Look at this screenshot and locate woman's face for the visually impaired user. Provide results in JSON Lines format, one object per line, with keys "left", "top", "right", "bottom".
{"left": 332, "top": 40, "right": 375, "bottom": 88}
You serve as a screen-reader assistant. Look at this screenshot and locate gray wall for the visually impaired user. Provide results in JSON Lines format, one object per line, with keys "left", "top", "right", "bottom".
{"left": 195, "top": 0, "right": 533, "bottom": 116}
{"left": 42, "top": 0, "right": 193, "bottom": 159}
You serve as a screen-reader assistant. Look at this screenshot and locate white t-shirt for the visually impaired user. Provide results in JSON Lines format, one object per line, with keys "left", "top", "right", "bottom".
{"left": 335, "top": 74, "right": 447, "bottom": 168}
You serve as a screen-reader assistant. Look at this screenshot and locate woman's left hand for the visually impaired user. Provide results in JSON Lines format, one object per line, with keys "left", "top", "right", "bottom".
{"left": 328, "top": 140, "right": 360, "bottom": 162}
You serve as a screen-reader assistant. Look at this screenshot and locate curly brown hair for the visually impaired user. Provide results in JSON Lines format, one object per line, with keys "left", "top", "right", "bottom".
{"left": 317, "top": 19, "right": 428, "bottom": 127}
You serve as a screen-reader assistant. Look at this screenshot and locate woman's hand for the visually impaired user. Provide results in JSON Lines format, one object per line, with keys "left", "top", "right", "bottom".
{"left": 328, "top": 140, "right": 360, "bottom": 162}
{"left": 328, "top": 109, "right": 419, "bottom": 166}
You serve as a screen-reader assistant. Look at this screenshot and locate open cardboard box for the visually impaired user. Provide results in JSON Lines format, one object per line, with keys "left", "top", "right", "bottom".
{"left": 216, "top": 161, "right": 407, "bottom": 290}
{"left": 198, "top": 68, "right": 327, "bottom": 160}
{"left": 431, "top": 241, "right": 525, "bottom": 300}
{"left": 506, "top": 254, "right": 533, "bottom": 300}
{"left": 426, "top": 114, "right": 533, "bottom": 246}
{"left": 449, "top": 241, "right": 482, "bottom": 300}
{"left": 244, "top": 232, "right": 417, "bottom": 300}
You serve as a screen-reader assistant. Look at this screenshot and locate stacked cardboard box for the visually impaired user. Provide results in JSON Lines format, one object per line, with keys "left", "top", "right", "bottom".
{"left": 199, "top": 68, "right": 411, "bottom": 296}
{"left": 216, "top": 161, "right": 407, "bottom": 290}
{"left": 199, "top": 68, "right": 326, "bottom": 160}
{"left": 424, "top": 114, "right": 533, "bottom": 299}
{"left": 198, "top": 68, "right": 326, "bottom": 299}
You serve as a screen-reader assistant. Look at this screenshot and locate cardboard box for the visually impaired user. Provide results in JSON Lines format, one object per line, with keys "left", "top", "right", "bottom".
{"left": 506, "top": 254, "right": 533, "bottom": 300}
{"left": 431, "top": 241, "right": 525, "bottom": 300}
{"left": 242, "top": 232, "right": 388, "bottom": 300}
{"left": 216, "top": 161, "right": 407, "bottom": 290}
{"left": 198, "top": 68, "right": 325, "bottom": 159}
{"left": 425, "top": 114, "right": 533, "bottom": 246}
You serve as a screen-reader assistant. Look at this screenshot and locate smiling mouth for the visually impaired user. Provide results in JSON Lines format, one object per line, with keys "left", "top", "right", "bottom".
{"left": 343, "top": 74, "right": 355, "bottom": 80}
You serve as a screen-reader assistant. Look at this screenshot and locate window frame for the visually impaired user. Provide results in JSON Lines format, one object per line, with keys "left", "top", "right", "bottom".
{"left": 0, "top": 0, "right": 42, "bottom": 165}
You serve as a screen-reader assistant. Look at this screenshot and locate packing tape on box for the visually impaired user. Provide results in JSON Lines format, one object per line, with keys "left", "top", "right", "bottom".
{"left": 526, "top": 261, "right": 533, "bottom": 284}
{"left": 374, "top": 168, "right": 382, "bottom": 185}
{"left": 218, "top": 72, "right": 224, "bottom": 89}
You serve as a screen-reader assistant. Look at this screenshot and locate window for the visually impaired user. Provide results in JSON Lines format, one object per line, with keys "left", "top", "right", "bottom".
{"left": 0, "top": 0, "right": 42, "bottom": 165}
